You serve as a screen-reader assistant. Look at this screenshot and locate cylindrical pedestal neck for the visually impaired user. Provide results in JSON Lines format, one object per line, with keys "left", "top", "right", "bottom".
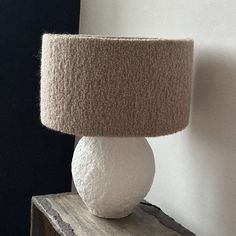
{"left": 72, "top": 137, "right": 155, "bottom": 218}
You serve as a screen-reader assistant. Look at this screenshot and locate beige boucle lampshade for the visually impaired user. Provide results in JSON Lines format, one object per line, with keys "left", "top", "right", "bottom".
{"left": 40, "top": 34, "right": 193, "bottom": 137}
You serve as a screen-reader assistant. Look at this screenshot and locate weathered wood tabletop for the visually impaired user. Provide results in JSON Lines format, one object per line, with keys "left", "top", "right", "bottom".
{"left": 31, "top": 193, "right": 195, "bottom": 236}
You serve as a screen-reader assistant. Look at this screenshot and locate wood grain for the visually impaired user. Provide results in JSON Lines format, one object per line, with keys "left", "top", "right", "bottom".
{"left": 31, "top": 204, "right": 60, "bottom": 236}
{"left": 31, "top": 193, "right": 195, "bottom": 236}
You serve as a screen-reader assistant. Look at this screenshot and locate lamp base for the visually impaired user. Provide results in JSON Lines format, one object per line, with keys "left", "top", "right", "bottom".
{"left": 72, "top": 137, "right": 155, "bottom": 218}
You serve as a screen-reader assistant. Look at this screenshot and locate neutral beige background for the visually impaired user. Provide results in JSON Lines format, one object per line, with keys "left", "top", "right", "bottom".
{"left": 79, "top": 1, "right": 236, "bottom": 235}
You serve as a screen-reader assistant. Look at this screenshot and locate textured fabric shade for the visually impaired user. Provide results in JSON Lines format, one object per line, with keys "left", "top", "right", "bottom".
{"left": 40, "top": 34, "right": 193, "bottom": 137}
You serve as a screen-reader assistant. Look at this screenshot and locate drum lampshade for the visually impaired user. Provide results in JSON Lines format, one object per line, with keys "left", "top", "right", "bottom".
{"left": 40, "top": 34, "right": 193, "bottom": 136}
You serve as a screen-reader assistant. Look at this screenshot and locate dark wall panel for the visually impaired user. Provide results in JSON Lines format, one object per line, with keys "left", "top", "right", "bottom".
{"left": 0, "top": 1, "right": 80, "bottom": 235}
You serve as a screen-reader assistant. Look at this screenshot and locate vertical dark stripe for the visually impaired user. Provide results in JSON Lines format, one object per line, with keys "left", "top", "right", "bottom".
{"left": 0, "top": 1, "right": 80, "bottom": 235}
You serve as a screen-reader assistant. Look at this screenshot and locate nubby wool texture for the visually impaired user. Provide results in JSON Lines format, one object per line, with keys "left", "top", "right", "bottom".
{"left": 40, "top": 34, "right": 193, "bottom": 136}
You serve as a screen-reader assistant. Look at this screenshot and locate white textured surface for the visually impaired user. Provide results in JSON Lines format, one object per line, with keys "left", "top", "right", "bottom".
{"left": 72, "top": 137, "right": 155, "bottom": 218}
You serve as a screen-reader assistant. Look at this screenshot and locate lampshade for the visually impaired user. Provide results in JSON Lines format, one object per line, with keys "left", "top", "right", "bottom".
{"left": 40, "top": 34, "right": 193, "bottom": 136}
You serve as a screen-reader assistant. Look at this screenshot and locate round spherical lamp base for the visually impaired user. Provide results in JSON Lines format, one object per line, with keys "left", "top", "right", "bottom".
{"left": 72, "top": 137, "right": 155, "bottom": 218}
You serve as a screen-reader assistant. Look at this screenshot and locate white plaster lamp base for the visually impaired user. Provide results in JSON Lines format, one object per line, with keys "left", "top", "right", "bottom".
{"left": 71, "top": 137, "right": 155, "bottom": 219}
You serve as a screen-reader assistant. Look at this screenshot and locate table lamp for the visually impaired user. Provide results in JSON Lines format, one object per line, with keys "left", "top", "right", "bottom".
{"left": 40, "top": 34, "right": 193, "bottom": 218}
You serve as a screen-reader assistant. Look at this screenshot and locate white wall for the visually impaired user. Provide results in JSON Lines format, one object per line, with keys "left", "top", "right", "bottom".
{"left": 79, "top": 1, "right": 236, "bottom": 235}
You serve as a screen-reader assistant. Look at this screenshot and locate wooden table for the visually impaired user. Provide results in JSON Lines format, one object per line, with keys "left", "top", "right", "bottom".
{"left": 31, "top": 193, "right": 195, "bottom": 236}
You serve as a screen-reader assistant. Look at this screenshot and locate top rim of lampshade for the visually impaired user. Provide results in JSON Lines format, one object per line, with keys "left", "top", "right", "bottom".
{"left": 43, "top": 33, "right": 193, "bottom": 42}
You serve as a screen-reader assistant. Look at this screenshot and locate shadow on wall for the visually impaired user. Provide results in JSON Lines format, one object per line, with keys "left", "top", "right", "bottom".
{"left": 190, "top": 48, "right": 236, "bottom": 235}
